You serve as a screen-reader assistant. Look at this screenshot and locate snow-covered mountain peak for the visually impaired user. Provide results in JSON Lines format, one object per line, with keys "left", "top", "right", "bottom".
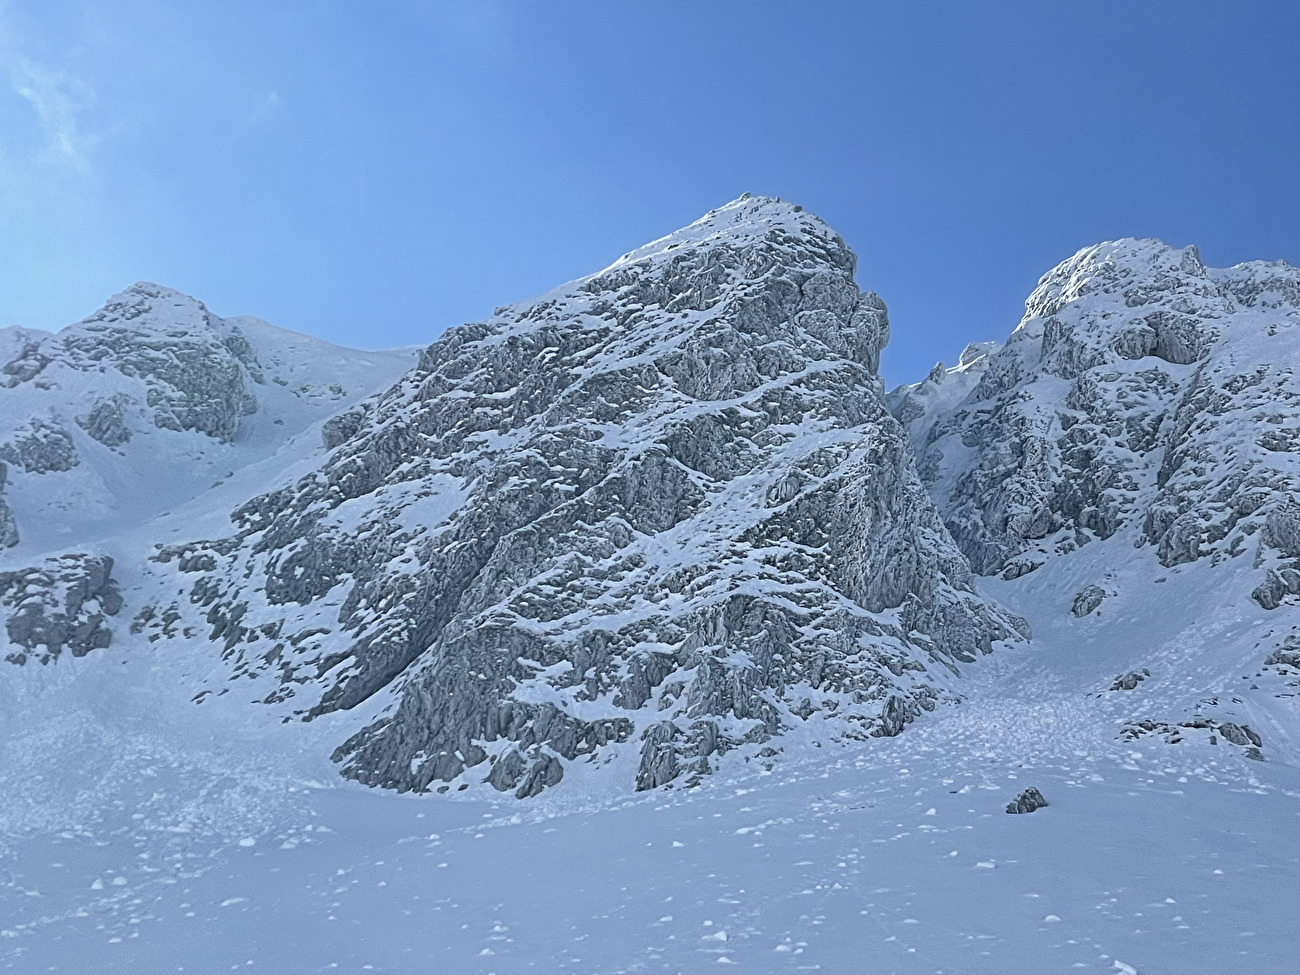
{"left": 891, "top": 232, "right": 1300, "bottom": 596}
{"left": 442, "top": 192, "right": 884, "bottom": 378}
{"left": 142, "top": 198, "right": 1024, "bottom": 798}
{"left": 598, "top": 193, "right": 851, "bottom": 278}
{"left": 5, "top": 216, "right": 1300, "bottom": 974}
{"left": 0, "top": 284, "right": 414, "bottom": 561}
{"left": 81, "top": 281, "right": 220, "bottom": 332}
{"left": 1022, "top": 237, "right": 1213, "bottom": 323}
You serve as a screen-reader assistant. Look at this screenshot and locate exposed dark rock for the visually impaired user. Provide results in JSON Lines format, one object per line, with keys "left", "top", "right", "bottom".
{"left": 1253, "top": 567, "right": 1300, "bottom": 610}
{"left": 1, "top": 338, "right": 50, "bottom": 386}
{"left": 872, "top": 695, "right": 910, "bottom": 737}
{"left": 76, "top": 394, "right": 133, "bottom": 447}
{"left": 515, "top": 754, "right": 565, "bottom": 799}
{"left": 1122, "top": 715, "right": 1263, "bottom": 757}
{"left": 1109, "top": 670, "right": 1148, "bottom": 691}
{"left": 637, "top": 722, "right": 682, "bottom": 792}
{"left": 0, "top": 462, "right": 17, "bottom": 548}
{"left": 1216, "top": 722, "right": 1261, "bottom": 748}
{"left": 1, "top": 554, "right": 123, "bottom": 665}
{"left": 485, "top": 750, "right": 526, "bottom": 792}
{"left": 1264, "top": 646, "right": 1300, "bottom": 670}
{"left": 1006, "top": 787, "right": 1048, "bottom": 814}
{"left": 1071, "top": 585, "right": 1107, "bottom": 617}
{"left": 322, "top": 407, "right": 367, "bottom": 450}
{"left": 0, "top": 415, "right": 80, "bottom": 473}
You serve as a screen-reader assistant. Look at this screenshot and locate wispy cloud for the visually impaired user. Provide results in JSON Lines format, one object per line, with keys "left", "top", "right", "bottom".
{"left": 0, "top": 9, "right": 94, "bottom": 170}
{"left": 249, "top": 89, "right": 280, "bottom": 123}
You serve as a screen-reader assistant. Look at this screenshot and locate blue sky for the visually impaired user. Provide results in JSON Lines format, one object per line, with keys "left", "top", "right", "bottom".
{"left": 1, "top": 1, "right": 1298, "bottom": 385}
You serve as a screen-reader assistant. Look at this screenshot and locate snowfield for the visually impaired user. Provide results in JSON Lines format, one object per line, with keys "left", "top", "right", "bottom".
{"left": 2, "top": 202, "right": 1299, "bottom": 973}
{"left": 3, "top": 543, "right": 1297, "bottom": 974}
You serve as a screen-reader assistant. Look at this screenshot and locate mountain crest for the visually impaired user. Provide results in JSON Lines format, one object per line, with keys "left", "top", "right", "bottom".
{"left": 599, "top": 194, "right": 850, "bottom": 275}
{"left": 143, "top": 199, "right": 1025, "bottom": 797}
{"left": 892, "top": 234, "right": 1300, "bottom": 586}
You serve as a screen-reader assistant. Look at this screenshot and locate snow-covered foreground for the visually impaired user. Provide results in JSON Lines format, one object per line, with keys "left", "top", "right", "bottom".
{"left": 3, "top": 528, "right": 1298, "bottom": 974}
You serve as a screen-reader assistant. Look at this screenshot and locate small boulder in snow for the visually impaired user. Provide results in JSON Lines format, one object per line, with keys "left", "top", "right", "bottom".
{"left": 1070, "top": 585, "right": 1107, "bottom": 617}
{"left": 1005, "top": 787, "right": 1049, "bottom": 814}
{"left": 1109, "top": 669, "right": 1149, "bottom": 691}
{"left": 1216, "top": 722, "right": 1261, "bottom": 748}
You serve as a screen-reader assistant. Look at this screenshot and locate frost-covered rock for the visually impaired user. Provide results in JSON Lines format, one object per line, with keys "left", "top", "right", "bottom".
{"left": 76, "top": 394, "right": 134, "bottom": 447}
{"left": 1252, "top": 568, "right": 1300, "bottom": 610}
{"left": 0, "top": 284, "right": 265, "bottom": 445}
{"left": 1109, "top": 670, "right": 1148, "bottom": 691}
{"left": 0, "top": 553, "right": 122, "bottom": 664}
{"left": 62, "top": 284, "right": 261, "bottom": 442}
{"left": 0, "top": 414, "right": 80, "bottom": 473}
{"left": 1217, "top": 722, "right": 1262, "bottom": 748}
{"left": 160, "top": 195, "right": 1027, "bottom": 796}
{"left": 321, "top": 407, "right": 368, "bottom": 450}
{"left": 889, "top": 239, "right": 1300, "bottom": 591}
{"left": 1071, "top": 585, "right": 1107, "bottom": 617}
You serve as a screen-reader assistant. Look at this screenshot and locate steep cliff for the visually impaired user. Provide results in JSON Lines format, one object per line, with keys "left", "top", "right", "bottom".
{"left": 153, "top": 196, "right": 1026, "bottom": 796}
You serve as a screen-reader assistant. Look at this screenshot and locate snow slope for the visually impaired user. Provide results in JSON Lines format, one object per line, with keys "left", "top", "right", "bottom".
{"left": 2, "top": 524, "right": 1296, "bottom": 973}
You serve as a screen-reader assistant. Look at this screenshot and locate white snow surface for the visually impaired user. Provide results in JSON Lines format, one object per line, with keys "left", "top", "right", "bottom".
{"left": 2, "top": 234, "right": 1300, "bottom": 972}
{"left": 2, "top": 527, "right": 1297, "bottom": 973}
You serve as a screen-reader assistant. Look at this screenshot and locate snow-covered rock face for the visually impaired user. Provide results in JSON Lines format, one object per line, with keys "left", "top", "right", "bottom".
{"left": 1, "top": 284, "right": 258, "bottom": 460}
{"left": 890, "top": 238, "right": 1300, "bottom": 595}
{"left": 0, "top": 283, "right": 415, "bottom": 559}
{"left": 154, "top": 196, "right": 1026, "bottom": 796}
{"left": 0, "top": 283, "right": 415, "bottom": 667}
{"left": 0, "top": 553, "right": 122, "bottom": 665}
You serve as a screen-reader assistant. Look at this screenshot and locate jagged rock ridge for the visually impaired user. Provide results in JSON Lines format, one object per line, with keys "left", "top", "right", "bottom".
{"left": 889, "top": 238, "right": 1300, "bottom": 602}
{"left": 157, "top": 196, "right": 1027, "bottom": 797}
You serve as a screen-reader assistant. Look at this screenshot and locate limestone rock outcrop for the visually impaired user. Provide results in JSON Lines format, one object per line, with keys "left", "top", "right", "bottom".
{"left": 0, "top": 463, "right": 18, "bottom": 548}
{"left": 158, "top": 196, "right": 1027, "bottom": 796}
{"left": 0, "top": 553, "right": 122, "bottom": 665}
{"left": 1006, "top": 787, "right": 1048, "bottom": 814}
{"left": 889, "top": 239, "right": 1300, "bottom": 600}
{"left": 0, "top": 283, "right": 415, "bottom": 559}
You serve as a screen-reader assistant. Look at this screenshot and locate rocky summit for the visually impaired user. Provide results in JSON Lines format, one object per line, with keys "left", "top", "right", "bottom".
{"left": 147, "top": 196, "right": 1027, "bottom": 797}
{"left": 0, "top": 283, "right": 415, "bottom": 672}
{"left": 0, "top": 282, "right": 414, "bottom": 557}
{"left": 889, "top": 238, "right": 1300, "bottom": 602}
